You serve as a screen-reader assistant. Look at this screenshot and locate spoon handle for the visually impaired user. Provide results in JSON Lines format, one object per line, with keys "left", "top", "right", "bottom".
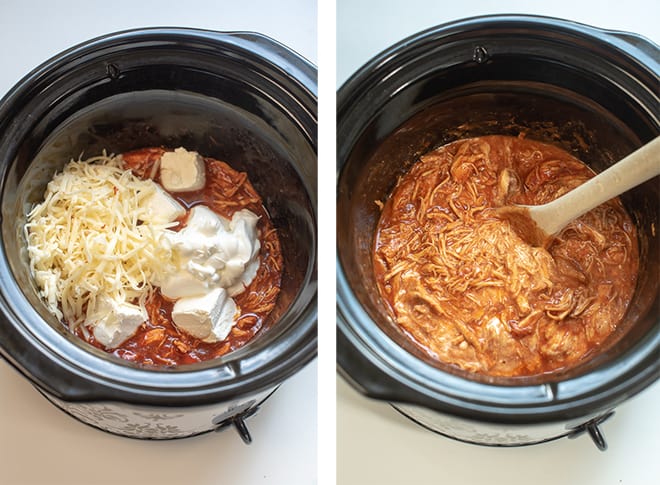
{"left": 540, "top": 135, "right": 660, "bottom": 234}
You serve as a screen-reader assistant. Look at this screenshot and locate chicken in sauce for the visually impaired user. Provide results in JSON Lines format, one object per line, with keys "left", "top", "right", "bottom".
{"left": 373, "top": 135, "right": 638, "bottom": 377}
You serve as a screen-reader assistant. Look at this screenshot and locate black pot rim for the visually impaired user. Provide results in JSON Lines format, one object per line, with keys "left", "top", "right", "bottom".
{"left": 339, "top": 13, "right": 658, "bottom": 97}
{"left": 337, "top": 14, "right": 659, "bottom": 425}
{"left": 0, "top": 27, "right": 318, "bottom": 406}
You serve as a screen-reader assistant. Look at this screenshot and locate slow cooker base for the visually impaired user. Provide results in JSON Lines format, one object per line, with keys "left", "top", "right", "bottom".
{"left": 39, "top": 385, "right": 278, "bottom": 442}
{"left": 392, "top": 403, "right": 615, "bottom": 451}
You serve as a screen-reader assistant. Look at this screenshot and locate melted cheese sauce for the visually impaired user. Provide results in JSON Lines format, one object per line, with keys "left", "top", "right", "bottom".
{"left": 373, "top": 135, "right": 639, "bottom": 377}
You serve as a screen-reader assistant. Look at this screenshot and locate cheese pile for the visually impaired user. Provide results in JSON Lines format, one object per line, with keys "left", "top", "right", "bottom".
{"left": 25, "top": 154, "right": 175, "bottom": 332}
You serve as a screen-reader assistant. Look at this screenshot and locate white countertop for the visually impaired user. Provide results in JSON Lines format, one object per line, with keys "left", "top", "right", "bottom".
{"left": 0, "top": 2, "right": 317, "bottom": 485}
{"left": 338, "top": 377, "right": 660, "bottom": 485}
{"left": 337, "top": 1, "right": 659, "bottom": 484}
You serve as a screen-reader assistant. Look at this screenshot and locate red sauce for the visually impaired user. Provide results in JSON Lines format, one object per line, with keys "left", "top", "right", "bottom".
{"left": 78, "top": 147, "right": 283, "bottom": 367}
{"left": 373, "top": 135, "right": 639, "bottom": 377}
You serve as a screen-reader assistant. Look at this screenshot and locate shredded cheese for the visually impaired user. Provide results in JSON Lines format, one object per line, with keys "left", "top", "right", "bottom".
{"left": 25, "top": 153, "right": 175, "bottom": 329}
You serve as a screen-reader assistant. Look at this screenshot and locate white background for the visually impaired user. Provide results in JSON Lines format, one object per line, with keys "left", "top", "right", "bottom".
{"left": 337, "top": 1, "right": 659, "bottom": 485}
{"left": 0, "top": 2, "right": 317, "bottom": 485}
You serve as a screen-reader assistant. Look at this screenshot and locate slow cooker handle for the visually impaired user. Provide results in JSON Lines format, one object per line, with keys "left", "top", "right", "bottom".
{"left": 213, "top": 399, "right": 260, "bottom": 445}
{"left": 567, "top": 410, "right": 615, "bottom": 451}
{"left": 209, "top": 31, "right": 317, "bottom": 94}
{"left": 606, "top": 30, "right": 660, "bottom": 61}
{"left": 230, "top": 415, "right": 253, "bottom": 444}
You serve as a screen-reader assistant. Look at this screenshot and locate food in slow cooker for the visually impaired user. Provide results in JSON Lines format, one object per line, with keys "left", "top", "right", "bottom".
{"left": 373, "top": 135, "right": 639, "bottom": 377}
{"left": 25, "top": 147, "right": 282, "bottom": 366}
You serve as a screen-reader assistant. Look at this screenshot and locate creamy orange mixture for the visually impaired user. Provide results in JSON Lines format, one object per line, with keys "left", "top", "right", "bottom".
{"left": 373, "top": 135, "right": 638, "bottom": 377}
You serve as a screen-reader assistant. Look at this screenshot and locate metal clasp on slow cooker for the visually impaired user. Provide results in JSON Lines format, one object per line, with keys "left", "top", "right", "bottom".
{"left": 212, "top": 400, "right": 259, "bottom": 444}
{"left": 567, "top": 410, "right": 615, "bottom": 451}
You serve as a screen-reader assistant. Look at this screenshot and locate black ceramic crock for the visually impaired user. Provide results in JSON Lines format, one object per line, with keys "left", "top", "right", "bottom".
{"left": 337, "top": 15, "right": 659, "bottom": 450}
{"left": 0, "top": 28, "right": 317, "bottom": 441}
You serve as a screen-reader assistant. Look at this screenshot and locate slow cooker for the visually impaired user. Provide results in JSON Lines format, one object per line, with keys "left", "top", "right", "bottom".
{"left": 0, "top": 28, "right": 317, "bottom": 442}
{"left": 337, "top": 15, "right": 659, "bottom": 450}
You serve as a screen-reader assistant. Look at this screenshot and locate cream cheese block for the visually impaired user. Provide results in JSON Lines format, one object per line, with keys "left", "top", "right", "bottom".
{"left": 159, "top": 147, "right": 206, "bottom": 192}
{"left": 171, "top": 287, "right": 238, "bottom": 342}
{"left": 139, "top": 182, "right": 186, "bottom": 224}
{"left": 89, "top": 296, "right": 147, "bottom": 349}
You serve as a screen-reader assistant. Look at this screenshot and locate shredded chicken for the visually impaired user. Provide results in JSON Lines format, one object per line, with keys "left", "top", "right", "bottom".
{"left": 373, "top": 135, "right": 639, "bottom": 377}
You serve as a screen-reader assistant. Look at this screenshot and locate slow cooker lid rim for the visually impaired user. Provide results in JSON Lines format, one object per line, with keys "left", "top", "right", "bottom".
{"left": 0, "top": 28, "right": 318, "bottom": 126}
{"left": 338, "top": 14, "right": 658, "bottom": 115}
{"left": 98, "top": 27, "right": 319, "bottom": 95}
{"left": 64, "top": 325, "right": 318, "bottom": 406}
{"left": 0, "top": 291, "right": 317, "bottom": 405}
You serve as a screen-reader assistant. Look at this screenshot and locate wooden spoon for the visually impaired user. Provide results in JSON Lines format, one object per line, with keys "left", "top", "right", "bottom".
{"left": 499, "top": 135, "right": 660, "bottom": 246}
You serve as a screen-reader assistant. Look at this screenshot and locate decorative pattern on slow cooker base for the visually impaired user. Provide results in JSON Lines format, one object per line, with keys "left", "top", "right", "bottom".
{"left": 40, "top": 387, "right": 274, "bottom": 439}
{"left": 394, "top": 403, "right": 611, "bottom": 446}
